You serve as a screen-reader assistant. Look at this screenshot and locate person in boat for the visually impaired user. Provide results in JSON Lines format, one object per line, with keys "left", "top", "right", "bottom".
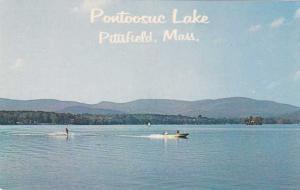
{"left": 176, "top": 130, "right": 180, "bottom": 134}
{"left": 65, "top": 128, "right": 69, "bottom": 136}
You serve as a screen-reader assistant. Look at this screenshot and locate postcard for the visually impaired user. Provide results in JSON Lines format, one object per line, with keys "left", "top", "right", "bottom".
{"left": 1, "top": 1, "right": 300, "bottom": 189}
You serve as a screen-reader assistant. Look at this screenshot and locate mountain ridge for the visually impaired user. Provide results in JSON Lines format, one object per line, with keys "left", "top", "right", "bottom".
{"left": 0, "top": 97, "right": 299, "bottom": 118}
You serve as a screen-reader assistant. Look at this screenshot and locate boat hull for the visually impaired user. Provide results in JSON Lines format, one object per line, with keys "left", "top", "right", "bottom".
{"left": 164, "top": 133, "right": 189, "bottom": 138}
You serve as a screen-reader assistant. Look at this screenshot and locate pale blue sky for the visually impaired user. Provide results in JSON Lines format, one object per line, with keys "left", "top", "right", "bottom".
{"left": 0, "top": 0, "right": 300, "bottom": 106}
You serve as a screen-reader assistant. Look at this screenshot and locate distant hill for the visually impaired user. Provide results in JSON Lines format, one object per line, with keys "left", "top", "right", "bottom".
{"left": 94, "top": 97, "right": 299, "bottom": 118}
{"left": 179, "top": 97, "right": 299, "bottom": 118}
{"left": 0, "top": 98, "right": 86, "bottom": 111}
{"left": 0, "top": 97, "right": 299, "bottom": 118}
{"left": 58, "top": 106, "right": 123, "bottom": 115}
{"left": 93, "top": 99, "right": 191, "bottom": 115}
{"left": 281, "top": 109, "right": 300, "bottom": 122}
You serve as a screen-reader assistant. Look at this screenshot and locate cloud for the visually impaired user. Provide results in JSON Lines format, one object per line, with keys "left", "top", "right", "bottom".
{"left": 10, "top": 58, "right": 26, "bottom": 70}
{"left": 295, "top": 8, "right": 300, "bottom": 19}
{"left": 251, "top": 89, "right": 256, "bottom": 94}
{"left": 72, "top": 0, "right": 117, "bottom": 13}
{"left": 213, "top": 38, "right": 227, "bottom": 45}
{"left": 82, "top": 0, "right": 111, "bottom": 11}
{"left": 294, "top": 70, "right": 300, "bottom": 81}
{"left": 71, "top": 6, "right": 80, "bottom": 13}
{"left": 270, "top": 17, "right": 285, "bottom": 28}
{"left": 266, "top": 81, "right": 279, "bottom": 89}
{"left": 249, "top": 24, "right": 261, "bottom": 32}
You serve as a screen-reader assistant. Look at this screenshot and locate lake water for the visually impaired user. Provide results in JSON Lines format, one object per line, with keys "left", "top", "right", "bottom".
{"left": 1, "top": 124, "right": 300, "bottom": 190}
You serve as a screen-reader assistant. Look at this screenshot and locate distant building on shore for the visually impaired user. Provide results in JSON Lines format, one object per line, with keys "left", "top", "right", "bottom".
{"left": 244, "top": 116, "right": 263, "bottom": 125}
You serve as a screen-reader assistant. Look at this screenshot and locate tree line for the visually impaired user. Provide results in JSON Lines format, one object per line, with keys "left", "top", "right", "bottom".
{"left": 0, "top": 111, "right": 298, "bottom": 125}
{"left": 0, "top": 111, "right": 241, "bottom": 125}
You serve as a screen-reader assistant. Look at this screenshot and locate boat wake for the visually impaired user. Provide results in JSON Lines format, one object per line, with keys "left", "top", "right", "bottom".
{"left": 10, "top": 133, "right": 45, "bottom": 136}
{"left": 48, "top": 132, "right": 68, "bottom": 136}
{"left": 48, "top": 132, "right": 74, "bottom": 138}
{"left": 8, "top": 132, "right": 74, "bottom": 139}
{"left": 118, "top": 134, "right": 185, "bottom": 139}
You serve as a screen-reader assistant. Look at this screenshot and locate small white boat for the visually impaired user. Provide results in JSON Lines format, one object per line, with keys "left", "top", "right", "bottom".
{"left": 164, "top": 133, "right": 189, "bottom": 138}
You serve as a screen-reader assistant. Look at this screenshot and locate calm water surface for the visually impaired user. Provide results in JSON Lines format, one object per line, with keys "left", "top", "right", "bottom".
{"left": 1, "top": 124, "right": 300, "bottom": 190}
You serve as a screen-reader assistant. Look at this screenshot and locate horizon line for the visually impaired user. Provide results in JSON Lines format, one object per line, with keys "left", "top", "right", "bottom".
{"left": 0, "top": 96, "right": 299, "bottom": 107}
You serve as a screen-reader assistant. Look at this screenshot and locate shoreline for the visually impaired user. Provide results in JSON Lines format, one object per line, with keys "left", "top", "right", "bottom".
{"left": 0, "top": 110, "right": 299, "bottom": 125}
